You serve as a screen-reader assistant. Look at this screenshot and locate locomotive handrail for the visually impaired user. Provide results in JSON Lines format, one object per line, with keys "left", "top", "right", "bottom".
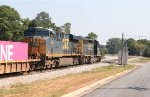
{"left": 0, "top": 59, "right": 40, "bottom": 63}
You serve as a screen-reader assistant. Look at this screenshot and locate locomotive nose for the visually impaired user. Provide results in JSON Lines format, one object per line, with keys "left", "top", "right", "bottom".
{"left": 21, "top": 37, "right": 46, "bottom": 59}
{"left": 30, "top": 37, "right": 47, "bottom": 58}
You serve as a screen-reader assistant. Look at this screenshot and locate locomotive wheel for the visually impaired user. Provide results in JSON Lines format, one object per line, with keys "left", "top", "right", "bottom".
{"left": 54, "top": 59, "right": 60, "bottom": 67}
{"left": 78, "top": 57, "right": 84, "bottom": 65}
{"left": 73, "top": 58, "right": 78, "bottom": 65}
{"left": 55, "top": 61, "right": 59, "bottom": 67}
{"left": 29, "top": 64, "right": 36, "bottom": 71}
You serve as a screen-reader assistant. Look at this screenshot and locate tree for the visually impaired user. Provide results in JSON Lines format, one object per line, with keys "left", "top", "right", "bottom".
{"left": 143, "top": 46, "right": 150, "bottom": 57}
{"left": 137, "top": 39, "right": 150, "bottom": 46}
{"left": 141, "top": 39, "right": 150, "bottom": 57}
{"left": 86, "top": 32, "right": 98, "bottom": 40}
{"left": 53, "top": 26, "right": 62, "bottom": 33}
{"left": 126, "top": 38, "right": 148, "bottom": 56}
{"left": 22, "top": 18, "right": 31, "bottom": 30}
{"left": 106, "top": 38, "right": 122, "bottom": 54}
{"left": 0, "top": 5, "right": 23, "bottom": 41}
{"left": 30, "top": 11, "right": 52, "bottom": 28}
{"left": 100, "top": 47, "right": 108, "bottom": 57}
{"left": 126, "top": 38, "right": 137, "bottom": 55}
{"left": 133, "top": 42, "right": 146, "bottom": 56}
{"left": 29, "top": 20, "right": 38, "bottom": 27}
{"left": 61, "top": 22, "right": 71, "bottom": 34}
{"left": 50, "top": 23, "right": 62, "bottom": 33}
{"left": 29, "top": 12, "right": 72, "bottom": 33}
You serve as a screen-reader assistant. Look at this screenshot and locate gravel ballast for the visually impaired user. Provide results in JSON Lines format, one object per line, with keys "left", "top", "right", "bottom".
{"left": 0, "top": 62, "right": 109, "bottom": 89}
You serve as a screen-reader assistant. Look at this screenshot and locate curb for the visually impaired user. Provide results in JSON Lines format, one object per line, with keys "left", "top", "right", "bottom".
{"left": 62, "top": 66, "right": 138, "bottom": 97}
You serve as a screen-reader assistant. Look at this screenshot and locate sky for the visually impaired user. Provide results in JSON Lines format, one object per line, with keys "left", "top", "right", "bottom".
{"left": 0, "top": 0, "right": 150, "bottom": 45}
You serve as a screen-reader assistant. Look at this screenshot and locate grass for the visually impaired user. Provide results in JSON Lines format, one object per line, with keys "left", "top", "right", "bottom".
{"left": 129, "top": 57, "right": 150, "bottom": 63}
{"left": 0, "top": 84, "right": 29, "bottom": 96}
{"left": 0, "top": 65, "right": 136, "bottom": 97}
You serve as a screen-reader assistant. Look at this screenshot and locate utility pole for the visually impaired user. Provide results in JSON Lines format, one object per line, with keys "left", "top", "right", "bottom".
{"left": 121, "top": 33, "right": 124, "bottom": 66}
{"left": 124, "top": 42, "right": 127, "bottom": 68}
{"left": 118, "top": 33, "right": 128, "bottom": 67}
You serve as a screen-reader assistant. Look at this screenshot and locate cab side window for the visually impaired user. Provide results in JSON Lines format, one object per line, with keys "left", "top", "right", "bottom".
{"left": 50, "top": 32, "right": 54, "bottom": 38}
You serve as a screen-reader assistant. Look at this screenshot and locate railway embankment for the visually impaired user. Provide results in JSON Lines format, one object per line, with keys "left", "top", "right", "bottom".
{"left": 0, "top": 62, "right": 110, "bottom": 88}
{"left": 0, "top": 57, "right": 149, "bottom": 97}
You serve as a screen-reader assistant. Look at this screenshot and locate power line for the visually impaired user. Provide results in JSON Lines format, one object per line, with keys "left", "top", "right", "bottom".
{"left": 123, "top": 34, "right": 146, "bottom": 40}
{"left": 138, "top": 36, "right": 146, "bottom": 40}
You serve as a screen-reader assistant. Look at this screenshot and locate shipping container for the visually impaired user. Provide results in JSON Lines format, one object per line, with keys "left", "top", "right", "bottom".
{"left": 0, "top": 41, "right": 28, "bottom": 61}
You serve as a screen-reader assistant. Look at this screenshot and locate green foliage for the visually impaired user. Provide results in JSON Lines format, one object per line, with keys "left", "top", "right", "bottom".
{"left": 22, "top": 18, "right": 31, "bottom": 30}
{"left": 134, "top": 42, "right": 146, "bottom": 56}
{"left": 61, "top": 22, "right": 71, "bottom": 34}
{"left": 106, "top": 38, "right": 122, "bottom": 54}
{"left": 137, "top": 39, "right": 150, "bottom": 45}
{"left": 106, "top": 37, "right": 150, "bottom": 57}
{"left": 0, "top": 83, "right": 28, "bottom": 95}
{"left": 54, "top": 27, "right": 62, "bottom": 33}
{"left": 126, "top": 38, "right": 136, "bottom": 55}
{"left": 0, "top": 5, "right": 24, "bottom": 41}
{"left": 0, "top": 5, "right": 72, "bottom": 41}
{"left": 143, "top": 46, "right": 150, "bottom": 57}
{"left": 29, "top": 11, "right": 71, "bottom": 33}
{"left": 29, "top": 20, "right": 37, "bottom": 27}
{"left": 86, "top": 32, "right": 98, "bottom": 40}
{"left": 127, "top": 38, "right": 149, "bottom": 56}
{"left": 30, "top": 11, "right": 52, "bottom": 28}
{"left": 100, "top": 47, "right": 108, "bottom": 57}
{"left": 49, "top": 23, "right": 62, "bottom": 33}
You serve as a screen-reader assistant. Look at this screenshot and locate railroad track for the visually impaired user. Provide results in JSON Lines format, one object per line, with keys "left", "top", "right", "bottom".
{"left": 0, "top": 63, "right": 95, "bottom": 79}
{"left": 0, "top": 62, "right": 110, "bottom": 88}
{"left": 1, "top": 56, "right": 136, "bottom": 79}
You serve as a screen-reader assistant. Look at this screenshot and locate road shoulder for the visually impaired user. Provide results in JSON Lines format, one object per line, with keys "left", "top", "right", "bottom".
{"left": 62, "top": 66, "right": 138, "bottom": 97}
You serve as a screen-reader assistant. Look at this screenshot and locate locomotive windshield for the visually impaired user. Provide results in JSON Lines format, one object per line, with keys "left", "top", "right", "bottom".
{"left": 24, "top": 28, "right": 50, "bottom": 37}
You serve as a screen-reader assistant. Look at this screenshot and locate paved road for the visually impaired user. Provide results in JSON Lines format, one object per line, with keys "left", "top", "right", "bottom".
{"left": 83, "top": 63, "right": 150, "bottom": 97}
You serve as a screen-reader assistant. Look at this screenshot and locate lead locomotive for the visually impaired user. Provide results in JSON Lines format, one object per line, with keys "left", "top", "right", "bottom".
{"left": 22, "top": 27, "right": 101, "bottom": 70}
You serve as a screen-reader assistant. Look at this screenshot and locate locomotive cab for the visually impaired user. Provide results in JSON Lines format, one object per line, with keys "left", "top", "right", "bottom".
{"left": 21, "top": 27, "right": 55, "bottom": 59}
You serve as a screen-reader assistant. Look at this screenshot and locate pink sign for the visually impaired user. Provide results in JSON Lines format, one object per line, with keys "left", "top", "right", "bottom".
{"left": 0, "top": 41, "right": 28, "bottom": 61}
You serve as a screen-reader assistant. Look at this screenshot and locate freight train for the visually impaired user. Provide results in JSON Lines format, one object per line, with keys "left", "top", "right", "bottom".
{"left": 0, "top": 27, "right": 101, "bottom": 74}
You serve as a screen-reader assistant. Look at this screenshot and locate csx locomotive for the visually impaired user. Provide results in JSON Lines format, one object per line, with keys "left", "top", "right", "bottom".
{"left": 0, "top": 27, "right": 101, "bottom": 74}
{"left": 21, "top": 27, "right": 101, "bottom": 70}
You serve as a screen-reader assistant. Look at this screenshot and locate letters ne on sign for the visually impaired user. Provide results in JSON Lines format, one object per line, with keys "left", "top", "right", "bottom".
{"left": 0, "top": 44, "right": 13, "bottom": 60}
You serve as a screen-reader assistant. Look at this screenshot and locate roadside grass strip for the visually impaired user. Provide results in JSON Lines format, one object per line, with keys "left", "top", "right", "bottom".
{"left": 128, "top": 57, "right": 150, "bottom": 63}
{"left": 0, "top": 65, "right": 135, "bottom": 97}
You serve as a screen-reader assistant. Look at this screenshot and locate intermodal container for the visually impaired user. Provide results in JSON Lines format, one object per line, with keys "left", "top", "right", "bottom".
{"left": 0, "top": 41, "right": 28, "bottom": 61}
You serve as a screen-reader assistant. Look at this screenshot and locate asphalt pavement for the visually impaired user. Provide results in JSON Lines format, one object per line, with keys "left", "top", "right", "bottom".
{"left": 82, "top": 62, "right": 150, "bottom": 97}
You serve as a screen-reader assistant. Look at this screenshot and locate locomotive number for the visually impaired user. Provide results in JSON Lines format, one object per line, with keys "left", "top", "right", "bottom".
{"left": 62, "top": 38, "right": 69, "bottom": 49}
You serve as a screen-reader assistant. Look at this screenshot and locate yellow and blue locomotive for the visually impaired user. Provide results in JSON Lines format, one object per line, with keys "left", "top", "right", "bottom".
{"left": 22, "top": 27, "right": 101, "bottom": 70}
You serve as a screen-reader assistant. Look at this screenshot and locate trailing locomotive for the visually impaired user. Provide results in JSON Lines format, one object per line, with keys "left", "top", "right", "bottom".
{"left": 0, "top": 27, "right": 101, "bottom": 74}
